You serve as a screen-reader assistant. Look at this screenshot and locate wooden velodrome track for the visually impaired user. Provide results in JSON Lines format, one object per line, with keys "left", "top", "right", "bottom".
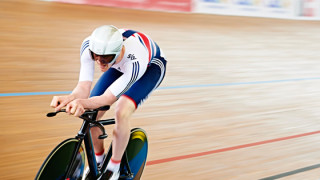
{"left": 1, "top": 0, "right": 320, "bottom": 179}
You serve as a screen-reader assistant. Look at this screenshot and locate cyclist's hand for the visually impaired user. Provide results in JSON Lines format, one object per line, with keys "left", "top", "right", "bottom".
{"left": 50, "top": 95, "right": 74, "bottom": 112}
{"left": 66, "top": 99, "right": 85, "bottom": 117}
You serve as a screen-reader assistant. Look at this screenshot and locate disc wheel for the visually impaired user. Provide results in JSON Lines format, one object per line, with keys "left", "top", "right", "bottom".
{"left": 35, "top": 138, "right": 85, "bottom": 180}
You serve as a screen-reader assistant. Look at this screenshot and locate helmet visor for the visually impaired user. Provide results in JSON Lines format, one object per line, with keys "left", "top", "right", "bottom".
{"left": 90, "top": 50, "right": 116, "bottom": 65}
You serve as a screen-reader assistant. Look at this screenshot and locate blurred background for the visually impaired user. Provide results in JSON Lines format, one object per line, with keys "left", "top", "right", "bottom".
{"left": 1, "top": 0, "right": 320, "bottom": 179}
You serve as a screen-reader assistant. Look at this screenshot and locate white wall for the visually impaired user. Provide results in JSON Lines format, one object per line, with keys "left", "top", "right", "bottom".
{"left": 192, "top": 0, "right": 320, "bottom": 20}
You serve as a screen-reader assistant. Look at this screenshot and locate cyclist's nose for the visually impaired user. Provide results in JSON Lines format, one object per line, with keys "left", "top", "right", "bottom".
{"left": 96, "top": 58, "right": 106, "bottom": 67}
{"left": 95, "top": 56, "right": 102, "bottom": 63}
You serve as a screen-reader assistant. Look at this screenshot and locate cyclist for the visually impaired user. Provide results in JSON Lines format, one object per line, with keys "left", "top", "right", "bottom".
{"left": 50, "top": 25, "right": 167, "bottom": 179}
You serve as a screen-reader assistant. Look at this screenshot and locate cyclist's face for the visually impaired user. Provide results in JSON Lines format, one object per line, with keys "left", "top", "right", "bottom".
{"left": 92, "top": 53, "right": 115, "bottom": 72}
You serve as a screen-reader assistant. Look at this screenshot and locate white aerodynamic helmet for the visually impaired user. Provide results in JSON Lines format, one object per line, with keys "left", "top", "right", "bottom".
{"left": 89, "top": 25, "right": 123, "bottom": 64}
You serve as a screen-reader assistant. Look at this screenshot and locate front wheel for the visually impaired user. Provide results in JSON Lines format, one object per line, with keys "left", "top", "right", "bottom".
{"left": 121, "top": 128, "right": 148, "bottom": 180}
{"left": 35, "top": 138, "right": 85, "bottom": 180}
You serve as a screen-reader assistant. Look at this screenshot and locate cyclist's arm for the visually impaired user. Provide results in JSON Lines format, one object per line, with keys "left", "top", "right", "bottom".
{"left": 74, "top": 37, "right": 95, "bottom": 99}
{"left": 51, "top": 37, "right": 94, "bottom": 111}
{"left": 71, "top": 81, "right": 92, "bottom": 99}
{"left": 77, "top": 89, "right": 117, "bottom": 110}
{"left": 77, "top": 59, "right": 147, "bottom": 109}
{"left": 79, "top": 37, "right": 95, "bottom": 82}
{"left": 51, "top": 81, "right": 92, "bottom": 111}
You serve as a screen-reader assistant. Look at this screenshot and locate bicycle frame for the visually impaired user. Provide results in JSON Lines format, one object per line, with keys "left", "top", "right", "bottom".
{"left": 63, "top": 113, "right": 113, "bottom": 179}
{"left": 36, "top": 106, "right": 141, "bottom": 180}
{"left": 62, "top": 110, "right": 134, "bottom": 179}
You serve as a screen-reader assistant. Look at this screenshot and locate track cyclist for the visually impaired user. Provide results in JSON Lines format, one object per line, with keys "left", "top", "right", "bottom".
{"left": 50, "top": 25, "right": 167, "bottom": 179}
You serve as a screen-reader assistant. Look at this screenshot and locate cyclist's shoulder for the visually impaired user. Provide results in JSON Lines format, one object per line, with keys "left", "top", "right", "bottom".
{"left": 120, "top": 28, "right": 152, "bottom": 40}
{"left": 81, "top": 36, "right": 90, "bottom": 45}
{"left": 120, "top": 28, "right": 138, "bottom": 37}
{"left": 80, "top": 36, "right": 92, "bottom": 57}
{"left": 124, "top": 38, "right": 148, "bottom": 60}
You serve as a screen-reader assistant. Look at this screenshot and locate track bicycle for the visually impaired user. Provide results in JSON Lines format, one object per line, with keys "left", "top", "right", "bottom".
{"left": 35, "top": 105, "right": 148, "bottom": 180}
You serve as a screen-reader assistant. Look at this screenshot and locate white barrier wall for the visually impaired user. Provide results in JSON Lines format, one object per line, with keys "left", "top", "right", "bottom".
{"left": 193, "top": 0, "right": 320, "bottom": 20}
{"left": 47, "top": 0, "right": 320, "bottom": 20}
{"left": 300, "top": 0, "right": 320, "bottom": 17}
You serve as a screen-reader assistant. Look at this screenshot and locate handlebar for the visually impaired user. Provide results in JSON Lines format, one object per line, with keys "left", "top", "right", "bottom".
{"left": 46, "top": 105, "right": 113, "bottom": 139}
{"left": 46, "top": 105, "right": 110, "bottom": 117}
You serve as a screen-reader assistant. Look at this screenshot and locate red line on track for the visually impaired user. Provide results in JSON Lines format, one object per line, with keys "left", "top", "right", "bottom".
{"left": 146, "top": 130, "right": 320, "bottom": 166}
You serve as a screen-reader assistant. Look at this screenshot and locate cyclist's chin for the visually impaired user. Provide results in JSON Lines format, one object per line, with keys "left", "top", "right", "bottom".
{"left": 100, "top": 65, "right": 110, "bottom": 72}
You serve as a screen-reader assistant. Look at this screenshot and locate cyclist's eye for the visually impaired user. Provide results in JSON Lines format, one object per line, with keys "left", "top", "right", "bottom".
{"left": 101, "top": 55, "right": 115, "bottom": 62}
{"left": 92, "top": 54, "right": 115, "bottom": 65}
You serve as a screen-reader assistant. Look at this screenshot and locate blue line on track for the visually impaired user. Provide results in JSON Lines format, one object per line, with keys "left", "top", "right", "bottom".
{"left": 1, "top": 77, "right": 320, "bottom": 97}
{"left": 0, "top": 91, "right": 72, "bottom": 97}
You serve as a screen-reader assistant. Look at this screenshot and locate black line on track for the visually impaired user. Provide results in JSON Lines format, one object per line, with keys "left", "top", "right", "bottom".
{"left": 260, "top": 163, "right": 320, "bottom": 180}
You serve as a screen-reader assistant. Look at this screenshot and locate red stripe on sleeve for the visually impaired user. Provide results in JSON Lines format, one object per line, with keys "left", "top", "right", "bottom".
{"left": 137, "top": 32, "right": 151, "bottom": 62}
